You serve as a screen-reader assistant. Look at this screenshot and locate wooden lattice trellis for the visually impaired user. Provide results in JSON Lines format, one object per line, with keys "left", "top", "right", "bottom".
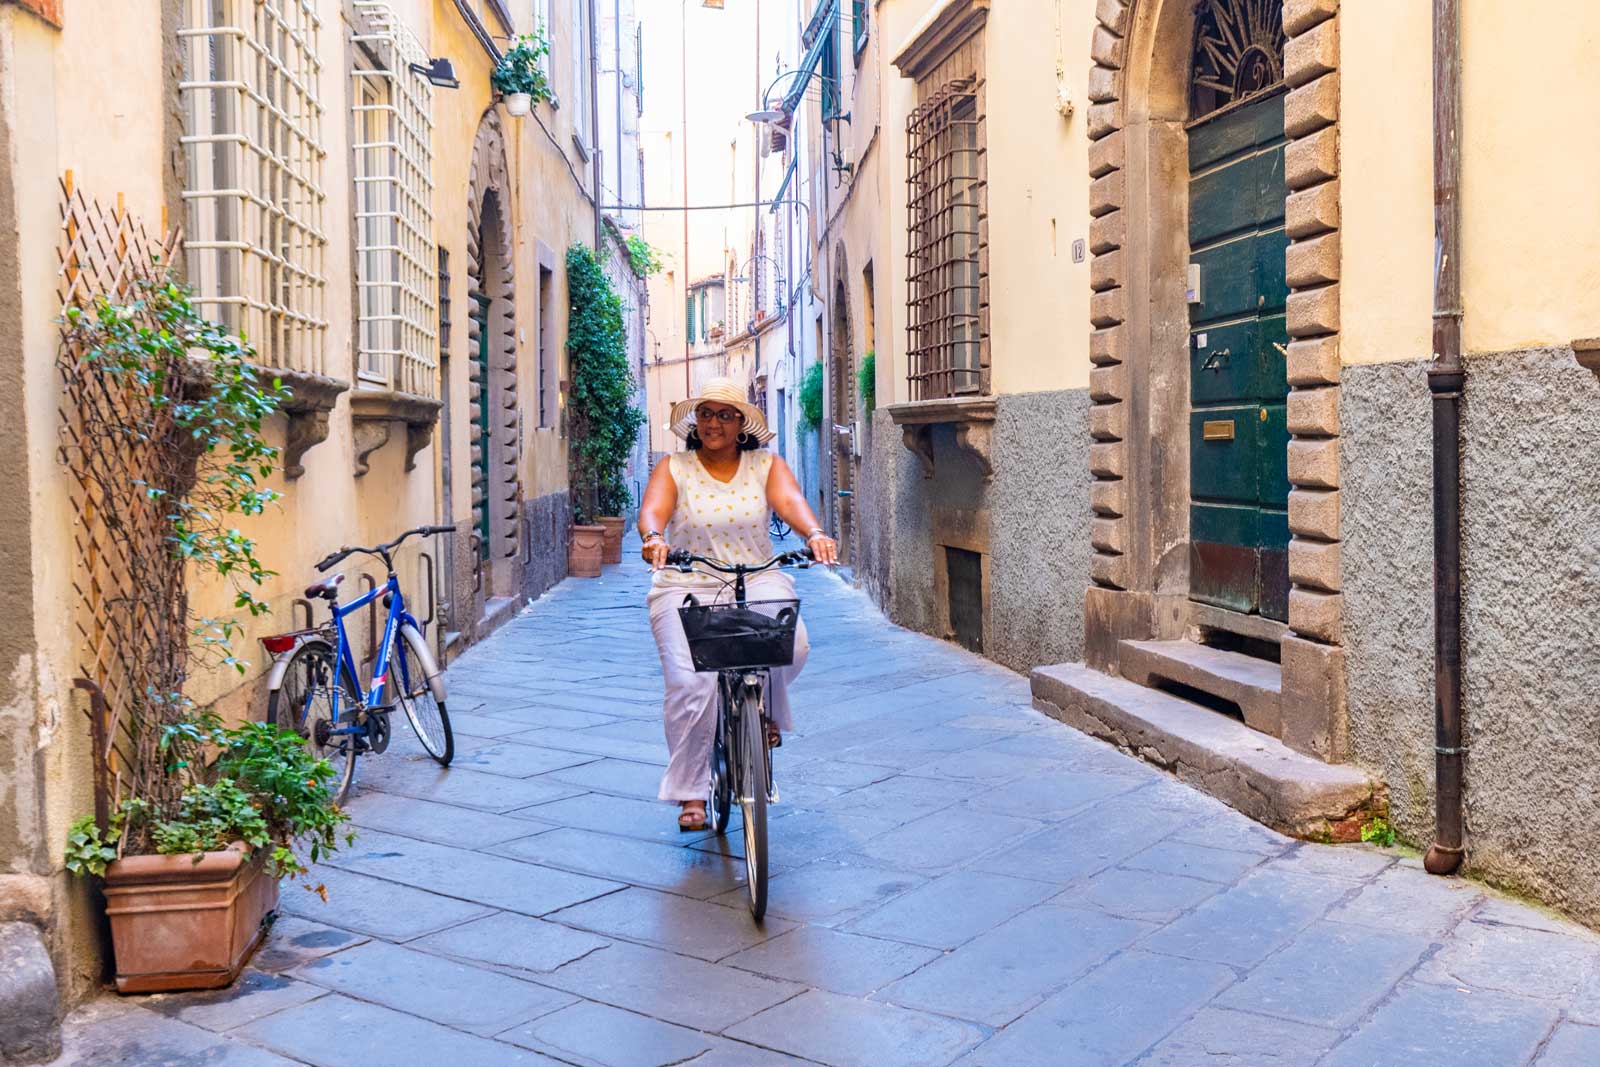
{"left": 56, "top": 174, "right": 187, "bottom": 829}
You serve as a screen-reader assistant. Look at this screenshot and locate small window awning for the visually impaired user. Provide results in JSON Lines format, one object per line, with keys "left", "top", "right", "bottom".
{"left": 781, "top": 0, "right": 839, "bottom": 115}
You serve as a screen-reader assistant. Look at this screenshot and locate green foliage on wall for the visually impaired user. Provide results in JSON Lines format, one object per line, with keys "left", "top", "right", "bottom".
{"left": 799, "top": 360, "right": 824, "bottom": 432}
{"left": 566, "top": 244, "right": 645, "bottom": 522}
{"left": 858, "top": 350, "right": 875, "bottom": 411}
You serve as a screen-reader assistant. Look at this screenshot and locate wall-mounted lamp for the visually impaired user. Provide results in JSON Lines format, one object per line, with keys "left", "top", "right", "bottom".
{"left": 409, "top": 58, "right": 460, "bottom": 89}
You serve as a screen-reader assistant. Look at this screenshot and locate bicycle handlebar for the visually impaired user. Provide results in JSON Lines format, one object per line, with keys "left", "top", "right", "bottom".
{"left": 665, "top": 548, "right": 814, "bottom": 574}
{"left": 315, "top": 524, "right": 457, "bottom": 573}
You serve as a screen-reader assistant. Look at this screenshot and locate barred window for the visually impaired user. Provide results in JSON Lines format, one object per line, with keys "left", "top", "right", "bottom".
{"left": 905, "top": 79, "right": 985, "bottom": 400}
{"left": 179, "top": 0, "right": 328, "bottom": 375}
{"left": 350, "top": 2, "right": 438, "bottom": 398}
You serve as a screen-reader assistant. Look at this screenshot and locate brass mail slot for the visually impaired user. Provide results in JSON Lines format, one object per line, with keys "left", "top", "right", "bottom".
{"left": 1202, "top": 419, "right": 1235, "bottom": 441}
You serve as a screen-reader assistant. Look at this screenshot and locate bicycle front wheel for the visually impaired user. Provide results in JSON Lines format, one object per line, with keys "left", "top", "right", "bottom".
{"left": 738, "top": 685, "right": 769, "bottom": 920}
{"left": 395, "top": 624, "right": 453, "bottom": 765}
{"left": 266, "top": 639, "right": 359, "bottom": 805}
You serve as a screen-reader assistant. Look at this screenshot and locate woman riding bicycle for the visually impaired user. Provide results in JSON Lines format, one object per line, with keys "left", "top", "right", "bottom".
{"left": 637, "top": 377, "right": 838, "bottom": 832}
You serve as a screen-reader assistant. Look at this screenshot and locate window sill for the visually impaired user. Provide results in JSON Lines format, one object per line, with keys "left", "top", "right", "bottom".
{"left": 885, "top": 395, "right": 995, "bottom": 479}
{"left": 349, "top": 388, "right": 444, "bottom": 477}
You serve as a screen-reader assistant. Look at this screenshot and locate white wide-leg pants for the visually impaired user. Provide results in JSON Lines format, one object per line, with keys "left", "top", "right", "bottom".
{"left": 648, "top": 576, "right": 810, "bottom": 803}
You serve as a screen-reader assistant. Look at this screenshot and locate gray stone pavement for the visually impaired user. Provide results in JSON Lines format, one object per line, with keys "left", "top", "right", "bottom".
{"left": 49, "top": 541, "right": 1600, "bottom": 1066}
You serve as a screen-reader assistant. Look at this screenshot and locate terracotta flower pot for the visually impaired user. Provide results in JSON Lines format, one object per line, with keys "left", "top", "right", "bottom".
{"left": 597, "top": 516, "right": 625, "bottom": 564}
{"left": 568, "top": 524, "right": 605, "bottom": 578}
{"left": 102, "top": 843, "right": 278, "bottom": 994}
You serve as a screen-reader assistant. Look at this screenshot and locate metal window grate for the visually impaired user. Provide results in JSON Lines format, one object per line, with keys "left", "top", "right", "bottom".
{"left": 905, "top": 79, "right": 985, "bottom": 401}
{"left": 179, "top": 0, "right": 328, "bottom": 375}
{"left": 351, "top": 1, "right": 438, "bottom": 398}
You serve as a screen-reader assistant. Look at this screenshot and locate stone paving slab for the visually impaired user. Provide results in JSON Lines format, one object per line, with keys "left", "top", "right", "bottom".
{"left": 51, "top": 551, "right": 1600, "bottom": 1067}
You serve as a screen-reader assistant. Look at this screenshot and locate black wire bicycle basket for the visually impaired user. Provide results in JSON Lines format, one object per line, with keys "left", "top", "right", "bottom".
{"left": 679, "top": 598, "right": 801, "bottom": 672}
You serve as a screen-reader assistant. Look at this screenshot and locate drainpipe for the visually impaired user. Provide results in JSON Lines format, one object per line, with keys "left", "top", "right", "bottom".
{"left": 1425, "top": 0, "right": 1466, "bottom": 877}
{"left": 590, "top": 0, "right": 604, "bottom": 250}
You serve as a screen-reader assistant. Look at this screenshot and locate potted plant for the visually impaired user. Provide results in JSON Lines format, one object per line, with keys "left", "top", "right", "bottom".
{"left": 566, "top": 244, "right": 645, "bottom": 574}
{"left": 56, "top": 274, "right": 350, "bottom": 992}
{"left": 492, "top": 29, "right": 552, "bottom": 117}
{"left": 68, "top": 720, "right": 351, "bottom": 993}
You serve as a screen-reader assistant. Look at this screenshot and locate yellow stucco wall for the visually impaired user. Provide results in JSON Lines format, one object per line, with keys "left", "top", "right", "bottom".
{"left": 1342, "top": 0, "right": 1600, "bottom": 364}
{"left": 5, "top": 0, "right": 601, "bottom": 998}
{"left": 835, "top": 0, "right": 1096, "bottom": 405}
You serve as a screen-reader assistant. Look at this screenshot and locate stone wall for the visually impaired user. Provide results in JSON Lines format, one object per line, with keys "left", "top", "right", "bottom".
{"left": 522, "top": 489, "right": 573, "bottom": 604}
{"left": 1342, "top": 348, "right": 1600, "bottom": 923}
{"left": 854, "top": 390, "right": 1092, "bottom": 676}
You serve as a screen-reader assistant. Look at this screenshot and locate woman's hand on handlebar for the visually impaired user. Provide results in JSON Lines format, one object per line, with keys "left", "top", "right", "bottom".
{"left": 641, "top": 534, "right": 671, "bottom": 571}
{"left": 807, "top": 532, "right": 839, "bottom": 567}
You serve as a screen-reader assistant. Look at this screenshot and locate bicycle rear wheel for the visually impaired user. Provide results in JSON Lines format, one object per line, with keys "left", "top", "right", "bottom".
{"left": 395, "top": 624, "right": 453, "bottom": 765}
{"left": 266, "top": 639, "right": 359, "bottom": 805}
{"left": 738, "top": 685, "right": 769, "bottom": 920}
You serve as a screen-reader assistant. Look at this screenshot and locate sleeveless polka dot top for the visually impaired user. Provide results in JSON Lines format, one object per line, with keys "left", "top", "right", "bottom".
{"left": 653, "top": 449, "right": 775, "bottom": 591}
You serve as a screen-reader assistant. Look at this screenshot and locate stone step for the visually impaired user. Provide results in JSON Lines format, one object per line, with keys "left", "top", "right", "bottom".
{"left": 1118, "top": 639, "right": 1283, "bottom": 736}
{"left": 1031, "top": 662, "right": 1378, "bottom": 841}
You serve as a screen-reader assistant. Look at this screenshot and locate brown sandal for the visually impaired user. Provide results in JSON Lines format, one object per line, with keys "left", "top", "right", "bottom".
{"left": 678, "top": 806, "right": 708, "bottom": 833}
{"left": 766, "top": 723, "right": 782, "bottom": 749}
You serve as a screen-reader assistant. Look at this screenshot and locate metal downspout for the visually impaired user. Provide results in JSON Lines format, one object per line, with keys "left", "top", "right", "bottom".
{"left": 589, "top": 0, "right": 604, "bottom": 250}
{"left": 1425, "top": 0, "right": 1466, "bottom": 877}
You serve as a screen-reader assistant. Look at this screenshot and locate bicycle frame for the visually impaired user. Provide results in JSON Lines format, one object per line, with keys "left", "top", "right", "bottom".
{"left": 323, "top": 574, "right": 424, "bottom": 733}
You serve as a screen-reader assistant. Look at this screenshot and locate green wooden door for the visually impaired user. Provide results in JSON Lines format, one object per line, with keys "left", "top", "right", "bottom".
{"left": 470, "top": 293, "right": 492, "bottom": 561}
{"left": 1187, "top": 90, "right": 1290, "bottom": 621}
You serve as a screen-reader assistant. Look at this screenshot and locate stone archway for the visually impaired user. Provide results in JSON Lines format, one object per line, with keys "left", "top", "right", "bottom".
{"left": 465, "top": 109, "right": 521, "bottom": 598}
{"left": 828, "top": 242, "right": 856, "bottom": 565}
{"left": 1083, "top": 0, "right": 1348, "bottom": 760}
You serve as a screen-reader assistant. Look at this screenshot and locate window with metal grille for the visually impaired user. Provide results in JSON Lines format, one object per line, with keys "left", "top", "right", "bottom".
{"left": 179, "top": 0, "right": 328, "bottom": 375}
{"left": 350, "top": 3, "right": 437, "bottom": 397}
{"left": 905, "top": 79, "right": 985, "bottom": 400}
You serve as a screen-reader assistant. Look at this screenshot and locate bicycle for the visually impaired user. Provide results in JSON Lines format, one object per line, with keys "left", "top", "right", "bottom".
{"left": 262, "top": 524, "right": 457, "bottom": 805}
{"left": 768, "top": 513, "right": 792, "bottom": 540}
{"left": 667, "top": 546, "right": 813, "bottom": 920}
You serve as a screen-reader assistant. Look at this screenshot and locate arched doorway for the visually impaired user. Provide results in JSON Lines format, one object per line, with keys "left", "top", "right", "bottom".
{"left": 1082, "top": 0, "right": 1350, "bottom": 759}
{"left": 828, "top": 249, "right": 856, "bottom": 565}
{"left": 465, "top": 111, "right": 521, "bottom": 604}
{"left": 1184, "top": 1, "right": 1290, "bottom": 622}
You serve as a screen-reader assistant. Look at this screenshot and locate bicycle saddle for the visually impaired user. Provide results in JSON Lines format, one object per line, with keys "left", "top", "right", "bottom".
{"left": 305, "top": 573, "right": 345, "bottom": 600}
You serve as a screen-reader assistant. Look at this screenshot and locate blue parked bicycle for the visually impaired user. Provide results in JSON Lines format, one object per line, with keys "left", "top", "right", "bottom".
{"left": 263, "top": 524, "right": 456, "bottom": 804}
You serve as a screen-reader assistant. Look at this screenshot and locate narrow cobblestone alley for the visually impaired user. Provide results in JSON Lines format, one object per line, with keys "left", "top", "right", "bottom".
{"left": 50, "top": 545, "right": 1600, "bottom": 1066}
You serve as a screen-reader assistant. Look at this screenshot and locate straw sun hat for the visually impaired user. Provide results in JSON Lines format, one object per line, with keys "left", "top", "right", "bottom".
{"left": 668, "top": 377, "right": 774, "bottom": 444}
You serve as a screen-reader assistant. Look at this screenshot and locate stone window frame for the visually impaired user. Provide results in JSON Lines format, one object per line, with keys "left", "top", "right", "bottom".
{"left": 1084, "top": 0, "right": 1347, "bottom": 761}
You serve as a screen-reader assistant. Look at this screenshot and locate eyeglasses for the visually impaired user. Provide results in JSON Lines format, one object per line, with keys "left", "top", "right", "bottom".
{"left": 695, "top": 407, "right": 743, "bottom": 424}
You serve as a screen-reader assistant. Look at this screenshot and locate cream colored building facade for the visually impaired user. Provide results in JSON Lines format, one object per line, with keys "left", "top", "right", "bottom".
{"left": 0, "top": 0, "right": 641, "bottom": 1031}
{"left": 809, "top": 0, "right": 1600, "bottom": 929}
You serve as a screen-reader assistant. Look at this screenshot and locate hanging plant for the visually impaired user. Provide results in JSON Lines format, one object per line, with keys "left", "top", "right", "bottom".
{"left": 492, "top": 28, "right": 553, "bottom": 115}
{"left": 799, "top": 361, "right": 824, "bottom": 433}
{"left": 858, "top": 350, "right": 876, "bottom": 411}
{"left": 566, "top": 244, "right": 645, "bottom": 524}
{"left": 625, "top": 234, "right": 664, "bottom": 279}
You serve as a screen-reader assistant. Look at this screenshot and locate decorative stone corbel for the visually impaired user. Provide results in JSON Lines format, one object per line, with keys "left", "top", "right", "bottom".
{"left": 1574, "top": 338, "right": 1600, "bottom": 382}
{"left": 348, "top": 389, "right": 444, "bottom": 478}
{"left": 273, "top": 369, "right": 350, "bottom": 480}
{"left": 902, "top": 424, "right": 935, "bottom": 478}
{"left": 954, "top": 420, "right": 995, "bottom": 479}
{"left": 885, "top": 395, "right": 998, "bottom": 481}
